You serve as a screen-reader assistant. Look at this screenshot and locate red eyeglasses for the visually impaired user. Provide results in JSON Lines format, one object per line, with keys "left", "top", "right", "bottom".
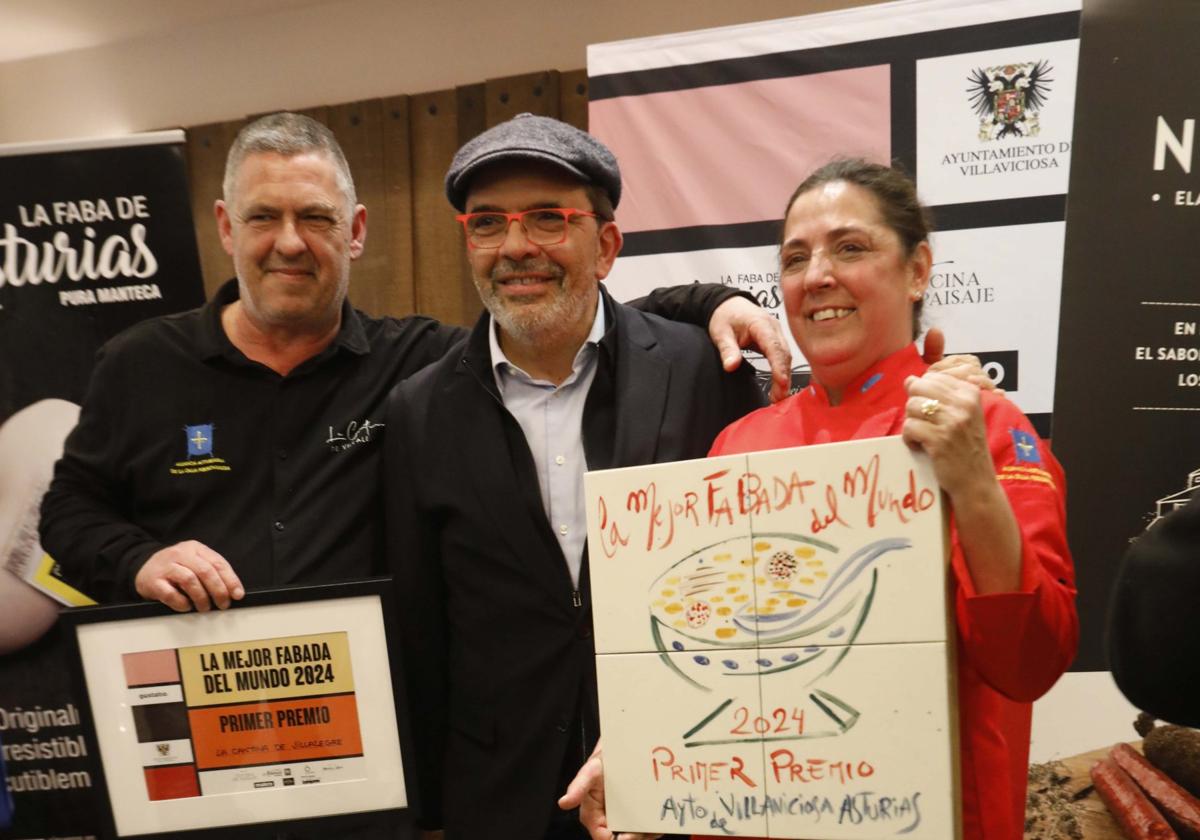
{"left": 455, "top": 208, "right": 598, "bottom": 249}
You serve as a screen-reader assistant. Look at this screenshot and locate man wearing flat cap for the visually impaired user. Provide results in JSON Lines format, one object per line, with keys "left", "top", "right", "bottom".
{"left": 384, "top": 114, "right": 768, "bottom": 839}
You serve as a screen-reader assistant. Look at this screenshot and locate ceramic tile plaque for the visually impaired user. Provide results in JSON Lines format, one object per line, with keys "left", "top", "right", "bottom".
{"left": 585, "top": 437, "right": 959, "bottom": 838}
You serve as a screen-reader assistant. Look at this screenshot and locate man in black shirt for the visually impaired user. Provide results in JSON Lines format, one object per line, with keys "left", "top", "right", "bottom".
{"left": 38, "top": 112, "right": 789, "bottom": 611}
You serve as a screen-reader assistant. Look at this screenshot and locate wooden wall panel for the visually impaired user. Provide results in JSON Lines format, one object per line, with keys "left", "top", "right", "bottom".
{"left": 484, "top": 70, "right": 560, "bottom": 127}
{"left": 297, "top": 106, "right": 331, "bottom": 126}
{"left": 453, "top": 84, "right": 487, "bottom": 318}
{"left": 184, "top": 119, "right": 245, "bottom": 299}
{"left": 380, "top": 95, "right": 416, "bottom": 316}
{"left": 326, "top": 100, "right": 389, "bottom": 318}
{"left": 559, "top": 68, "right": 590, "bottom": 131}
{"left": 456, "top": 83, "right": 487, "bottom": 144}
{"left": 409, "top": 89, "right": 477, "bottom": 327}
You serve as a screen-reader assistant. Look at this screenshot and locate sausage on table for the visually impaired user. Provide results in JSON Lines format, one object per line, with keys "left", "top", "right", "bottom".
{"left": 1110, "top": 742, "right": 1200, "bottom": 837}
{"left": 1091, "top": 756, "right": 1179, "bottom": 840}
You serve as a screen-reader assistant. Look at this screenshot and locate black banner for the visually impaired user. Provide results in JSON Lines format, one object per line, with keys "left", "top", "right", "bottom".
{"left": 0, "top": 627, "right": 99, "bottom": 839}
{"left": 1053, "top": 0, "right": 1200, "bottom": 671}
{"left": 0, "top": 134, "right": 206, "bottom": 838}
{"left": 0, "top": 139, "right": 205, "bottom": 425}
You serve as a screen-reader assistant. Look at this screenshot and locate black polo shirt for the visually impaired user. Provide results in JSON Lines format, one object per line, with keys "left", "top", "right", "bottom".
{"left": 40, "top": 279, "right": 467, "bottom": 601}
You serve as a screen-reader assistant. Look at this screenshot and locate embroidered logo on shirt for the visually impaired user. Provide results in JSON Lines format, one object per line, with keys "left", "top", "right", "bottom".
{"left": 998, "top": 465, "right": 1055, "bottom": 488}
{"left": 325, "top": 419, "right": 385, "bottom": 452}
{"left": 169, "top": 423, "right": 232, "bottom": 476}
{"left": 185, "top": 424, "right": 213, "bottom": 457}
{"left": 998, "top": 428, "right": 1053, "bottom": 488}
{"left": 1009, "top": 428, "right": 1042, "bottom": 465}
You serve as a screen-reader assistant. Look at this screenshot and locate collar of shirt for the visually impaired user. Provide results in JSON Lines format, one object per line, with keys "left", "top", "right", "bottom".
{"left": 196, "top": 278, "right": 370, "bottom": 368}
{"left": 487, "top": 299, "right": 606, "bottom": 393}
{"left": 791, "top": 343, "right": 926, "bottom": 443}
{"left": 805, "top": 343, "right": 923, "bottom": 411}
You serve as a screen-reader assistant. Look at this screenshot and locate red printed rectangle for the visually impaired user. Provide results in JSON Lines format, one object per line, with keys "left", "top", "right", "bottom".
{"left": 144, "top": 764, "right": 199, "bottom": 801}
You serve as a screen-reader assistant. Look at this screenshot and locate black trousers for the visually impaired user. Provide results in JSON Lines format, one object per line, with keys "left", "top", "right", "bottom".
{"left": 271, "top": 808, "right": 417, "bottom": 839}
{"left": 544, "top": 807, "right": 590, "bottom": 839}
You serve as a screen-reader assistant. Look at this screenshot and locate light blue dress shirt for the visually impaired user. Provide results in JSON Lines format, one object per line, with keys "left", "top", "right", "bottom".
{"left": 489, "top": 303, "right": 605, "bottom": 588}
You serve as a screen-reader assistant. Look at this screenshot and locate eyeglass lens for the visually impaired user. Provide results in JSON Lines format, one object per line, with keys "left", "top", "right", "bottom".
{"left": 466, "top": 209, "right": 570, "bottom": 246}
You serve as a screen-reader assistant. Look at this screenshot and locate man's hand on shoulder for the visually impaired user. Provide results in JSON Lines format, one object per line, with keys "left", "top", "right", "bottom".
{"left": 921, "top": 327, "right": 1002, "bottom": 393}
{"left": 135, "top": 541, "right": 244, "bottom": 612}
{"left": 708, "top": 296, "right": 792, "bottom": 403}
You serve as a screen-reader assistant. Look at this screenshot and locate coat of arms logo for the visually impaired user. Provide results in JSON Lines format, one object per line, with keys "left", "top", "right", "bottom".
{"left": 967, "top": 60, "right": 1053, "bottom": 141}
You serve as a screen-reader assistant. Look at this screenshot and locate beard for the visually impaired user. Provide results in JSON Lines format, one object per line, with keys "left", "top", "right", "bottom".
{"left": 478, "top": 258, "right": 593, "bottom": 343}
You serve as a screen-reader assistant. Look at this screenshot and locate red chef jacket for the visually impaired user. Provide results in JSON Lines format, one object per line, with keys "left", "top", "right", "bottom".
{"left": 697, "top": 344, "right": 1077, "bottom": 840}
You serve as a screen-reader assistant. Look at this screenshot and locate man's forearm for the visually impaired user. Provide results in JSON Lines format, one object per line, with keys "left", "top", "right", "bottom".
{"left": 39, "top": 466, "right": 161, "bottom": 602}
{"left": 626, "top": 283, "right": 753, "bottom": 327}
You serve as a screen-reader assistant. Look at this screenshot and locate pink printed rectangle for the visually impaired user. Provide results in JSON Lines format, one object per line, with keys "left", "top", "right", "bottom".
{"left": 590, "top": 66, "right": 891, "bottom": 233}
{"left": 123, "top": 649, "right": 180, "bottom": 687}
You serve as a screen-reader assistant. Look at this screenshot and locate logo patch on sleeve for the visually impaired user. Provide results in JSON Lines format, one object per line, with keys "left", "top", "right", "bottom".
{"left": 1009, "top": 428, "right": 1042, "bottom": 465}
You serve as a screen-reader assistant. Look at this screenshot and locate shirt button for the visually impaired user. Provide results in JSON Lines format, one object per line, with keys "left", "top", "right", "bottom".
{"left": 277, "top": 449, "right": 287, "bottom": 460}
{"left": 559, "top": 524, "right": 569, "bottom": 536}
{"left": 554, "top": 455, "right": 565, "bottom": 466}
{"left": 273, "top": 521, "right": 285, "bottom": 532}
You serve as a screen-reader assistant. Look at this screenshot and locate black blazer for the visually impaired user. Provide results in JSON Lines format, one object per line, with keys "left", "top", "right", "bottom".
{"left": 384, "top": 286, "right": 763, "bottom": 838}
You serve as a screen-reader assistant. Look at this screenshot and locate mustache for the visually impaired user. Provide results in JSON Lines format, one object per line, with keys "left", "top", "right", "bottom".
{"left": 262, "top": 262, "right": 316, "bottom": 273}
{"left": 490, "top": 258, "right": 565, "bottom": 283}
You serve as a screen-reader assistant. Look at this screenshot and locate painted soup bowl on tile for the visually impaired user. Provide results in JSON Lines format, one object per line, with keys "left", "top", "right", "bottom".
{"left": 649, "top": 533, "right": 910, "bottom": 691}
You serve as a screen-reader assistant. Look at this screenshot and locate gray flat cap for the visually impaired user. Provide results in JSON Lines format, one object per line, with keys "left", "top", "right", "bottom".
{"left": 445, "top": 113, "right": 621, "bottom": 211}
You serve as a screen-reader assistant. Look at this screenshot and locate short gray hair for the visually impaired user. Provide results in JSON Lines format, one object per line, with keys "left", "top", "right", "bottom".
{"left": 223, "top": 112, "right": 357, "bottom": 208}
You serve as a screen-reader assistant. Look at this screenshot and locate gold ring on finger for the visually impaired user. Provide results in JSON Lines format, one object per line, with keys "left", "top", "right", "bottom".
{"left": 920, "top": 398, "right": 941, "bottom": 419}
